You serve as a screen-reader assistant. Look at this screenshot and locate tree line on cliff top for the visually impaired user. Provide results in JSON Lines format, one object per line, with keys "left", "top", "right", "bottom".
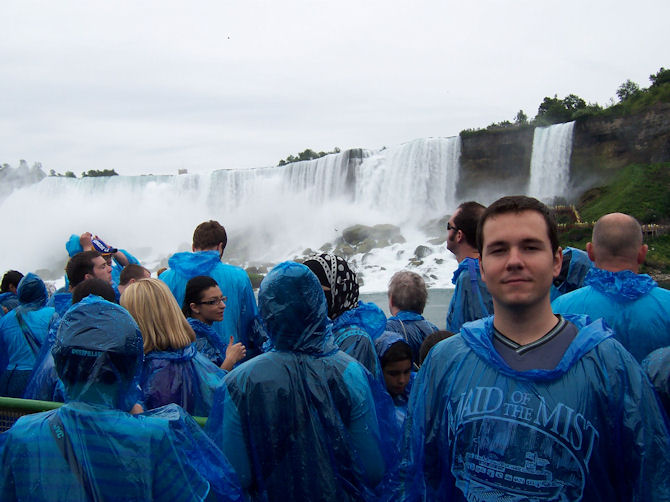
{"left": 461, "top": 66, "right": 670, "bottom": 137}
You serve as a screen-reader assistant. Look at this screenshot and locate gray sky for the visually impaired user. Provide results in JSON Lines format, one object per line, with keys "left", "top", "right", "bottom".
{"left": 2, "top": 0, "right": 668, "bottom": 176}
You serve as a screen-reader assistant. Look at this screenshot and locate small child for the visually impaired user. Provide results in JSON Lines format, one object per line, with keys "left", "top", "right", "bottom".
{"left": 375, "top": 331, "right": 414, "bottom": 427}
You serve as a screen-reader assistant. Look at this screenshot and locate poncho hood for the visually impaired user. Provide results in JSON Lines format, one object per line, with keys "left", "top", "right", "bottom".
{"left": 585, "top": 267, "right": 657, "bottom": 300}
{"left": 259, "top": 261, "right": 336, "bottom": 355}
{"left": 460, "top": 314, "right": 612, "bottom": 381}
{"left": 168, "top": 250, "right": 221, "bottom": 278}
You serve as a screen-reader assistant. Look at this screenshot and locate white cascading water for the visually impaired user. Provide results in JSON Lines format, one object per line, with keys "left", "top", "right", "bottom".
{"left": 528, "top": 121, "right": 575, "bottom": 203}
{"left": 0, "top": 137, "right": 463, "bottom": 291}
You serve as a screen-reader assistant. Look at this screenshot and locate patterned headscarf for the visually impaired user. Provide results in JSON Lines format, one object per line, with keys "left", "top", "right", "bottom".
{"left": 303, "top": 254, "right": 359, "bottom": 320}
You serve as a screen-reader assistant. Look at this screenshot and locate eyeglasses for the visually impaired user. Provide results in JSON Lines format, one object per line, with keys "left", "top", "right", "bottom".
{"left": 198, "top": 296, "right": 227, "bottom": 306}
{"left": 447, "top": 222, "right": 458, "bottom": 232}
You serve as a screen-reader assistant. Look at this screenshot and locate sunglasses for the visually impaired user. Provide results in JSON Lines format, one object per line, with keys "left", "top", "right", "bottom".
{"left": 447, "top": 222, "right": 458, "bottom": 232}
{"left": 198, "top": 296, "right": 227, "bottom": 306}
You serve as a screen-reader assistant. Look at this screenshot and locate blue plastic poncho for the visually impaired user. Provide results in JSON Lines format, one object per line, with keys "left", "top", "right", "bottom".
{"left": 23, "top": 311, "right": 63, "bottom": 401}
{"left": 385, "top": 311, "right": 439, "bottom": 365}
{"left": 0, "top": 273, "right": 56, "bottom": 397}
{"left": 141, "top": 342, "right": 227, "bottom": 417}
{"left": 1, "top": 296, "right": 242, "bottom": 501}
{"left": 552, "top": 268, "right": 670, "bottom": 362}
{"left": 332, "top": 301, "right": 387, "bottom": 381}
{"left": 47, "top": 291, "right": 72, "bottom": 317}
{"left": 445, "top": 257, "right": 493, "bottom": 333}
{"left": 403, "top": 315, "right": 670, "bottom": 501}
{"left": 206, "top": 261, "right": 398, "bottom": 501}
{"left": 0, "top": 292, "right": 19, "bottom": 317}
{"left": 160, "top": 251, "right": 262, "bottom": 357}
{"left": 550, "top": 246, "right": 593, "bottom": 301}
{"left": 642, "top": 347, "right": 670, "bottom": 417}
{"left": 188, "top": 317, "right": 227, "bottom": 366}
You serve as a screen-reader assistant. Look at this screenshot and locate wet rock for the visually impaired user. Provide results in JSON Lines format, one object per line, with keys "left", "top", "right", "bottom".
{"left": 414, "top": 245, "right": 432, "bottom": 259}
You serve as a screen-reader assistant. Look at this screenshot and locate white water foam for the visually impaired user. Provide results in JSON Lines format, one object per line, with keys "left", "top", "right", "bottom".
{"left": 1, "top": 137, "right": 462, "bottom": 292}
{"left": 528, "top": 121, "right": 575, "bottom": 203}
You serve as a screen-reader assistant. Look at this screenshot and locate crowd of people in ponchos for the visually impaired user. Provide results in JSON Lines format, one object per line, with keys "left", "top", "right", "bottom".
{"left": 0, "top": 204, "right": 668, "bottom": 501}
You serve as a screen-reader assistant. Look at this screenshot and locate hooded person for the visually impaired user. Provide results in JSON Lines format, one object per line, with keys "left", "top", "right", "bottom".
{"left": 206, "top": 261, "right": 398, "bottom": 501}
{"left": 303, "top": 254, "right": 387, "bottom": 382}
{"left": 0, "top": 273, "right": 56, "bottom": 397}
{"left": 0, "top": 295, "right": 242, "bottom": 501}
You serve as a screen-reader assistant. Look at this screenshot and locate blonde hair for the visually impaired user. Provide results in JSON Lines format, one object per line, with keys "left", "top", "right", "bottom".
{"left": 120, "top": 278, "right": 195, "bottom": 353}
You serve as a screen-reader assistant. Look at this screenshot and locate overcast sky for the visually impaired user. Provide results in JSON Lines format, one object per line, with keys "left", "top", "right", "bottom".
{"left": 1, "top": 0, "right": 668, "bottom": 176}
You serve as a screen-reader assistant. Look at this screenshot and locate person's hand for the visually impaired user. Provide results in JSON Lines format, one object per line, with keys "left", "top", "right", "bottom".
{"left": 221, "top": 336, "right": 247, "bottom": 371}
{"left": 79, "top": 232, "right": 93, "bottom": 251}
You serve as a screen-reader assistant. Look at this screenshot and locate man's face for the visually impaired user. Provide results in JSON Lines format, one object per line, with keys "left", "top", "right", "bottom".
{"left": 91, "top": 256, "right": 113, "bottom": 283}
{"left": 446, "top": 208, "right": 460, "bottom": 255}
{"left": 480, "top": 210, "right": 561, "bottom": 313}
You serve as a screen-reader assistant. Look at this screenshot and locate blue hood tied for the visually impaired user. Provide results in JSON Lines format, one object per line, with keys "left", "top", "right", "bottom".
{"left": 585, "top": 267, "right": 657, "bottom": 300}
{"left": 52, "top": 296, "right": 143, "bottom": 411}
{"left": 16, "top": 272, "right": 48, "bottom": 313}
{"left": 461, "top": 314, "right": 612, "bottom": 381}
{"left": 168, "top": 250, "right": 221, "bottom": 277}
{"left": 374, "top": 331, "right": 409, "bottom": 361}
{"left": 259, "top": 261, "right": 336, "bottom": 355}
{"left": 65, "top": 233, "right": 84, "bottom": 257}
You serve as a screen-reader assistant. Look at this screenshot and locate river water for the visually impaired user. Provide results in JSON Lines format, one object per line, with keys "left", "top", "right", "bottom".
{"left": 359, "top": 287, "right": 453, "bottom": 329}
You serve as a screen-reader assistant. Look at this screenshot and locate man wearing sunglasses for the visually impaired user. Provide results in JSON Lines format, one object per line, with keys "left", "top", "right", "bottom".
{"left": 445, "top": 201, "right": 493, "bottom": 332}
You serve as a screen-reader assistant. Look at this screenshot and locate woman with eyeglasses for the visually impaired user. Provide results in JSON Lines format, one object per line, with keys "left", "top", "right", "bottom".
{"left": 120, "top": 278, "right": 230, "bottom": 416}
{"left": 183, "top": 275, "right": 246, "bottom": 371}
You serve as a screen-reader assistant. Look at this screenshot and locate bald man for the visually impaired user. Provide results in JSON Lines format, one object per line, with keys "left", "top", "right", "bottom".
{"left": 552, "top": 213, "right": 670, "bottom": 362}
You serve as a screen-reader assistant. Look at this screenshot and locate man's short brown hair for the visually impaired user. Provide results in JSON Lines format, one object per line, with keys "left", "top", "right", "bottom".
{"left": 192, "top": 220, "right": 227, "bottom": 251}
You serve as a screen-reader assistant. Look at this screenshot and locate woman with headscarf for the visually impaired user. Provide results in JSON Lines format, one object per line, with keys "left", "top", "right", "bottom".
{"left": 0, "top": 272, "right": 56, "bottom": 397}
{"left": 303, "top": 254, "right": 387, "bottom": 381}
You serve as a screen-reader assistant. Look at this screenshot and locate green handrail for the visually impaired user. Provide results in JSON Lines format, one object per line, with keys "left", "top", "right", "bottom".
{"left": 0, "top": 397, "right": 207, "bottom": 428}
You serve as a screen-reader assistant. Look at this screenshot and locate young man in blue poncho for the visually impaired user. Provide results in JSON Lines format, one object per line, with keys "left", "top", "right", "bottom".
{"left": 206, "top": 261, "right": 397, "bottom": 501}
{"left": 406, "top": 196, "right": 670, "bottom": 501}
{"left": 0, "top": 296, "right": 242, "bottom": 501}
{"left": 160, "top": 220, "right": 263, "bottom": 359}
{"left": 552, "top": 212, "right": 670, "bottom": 362}
{"left": 444, "top": 201, "right": 493, "bottom": 333}
{"left": 0, "top": 270, "right": 23, "bottom": 317}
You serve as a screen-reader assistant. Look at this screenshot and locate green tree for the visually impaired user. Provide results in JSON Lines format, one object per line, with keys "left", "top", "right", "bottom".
{"left": 514, "top": 110, "right": 528, "bottom": 125}
{"left": 64, "top": 171, "right": 76, "bottom": 178}
{"left": 649, "top": 67, "right": 670, "bottom": 88}
{"left": 616, "top": 79, "right": 641, "bottom": 102}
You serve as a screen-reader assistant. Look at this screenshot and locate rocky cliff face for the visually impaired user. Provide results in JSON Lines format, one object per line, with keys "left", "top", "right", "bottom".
{"left": 457, "top": 103, "right": 670, "bottom": 203}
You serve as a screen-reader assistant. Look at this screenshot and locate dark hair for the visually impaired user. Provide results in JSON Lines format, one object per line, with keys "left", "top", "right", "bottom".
{"left": 418, "top": 330, "right": 454, "bottom": 366}
{"left": 1, "top": 270, "right": 24, "bottom": 292}
{"left": 182, "top": 275, "right": 219, "bottom": 317}
{"left": 453, "top": 201, "right": 486, "bottom": 249}
{"left": 72, "top": 278, "right": 117, "bottom": 304}
{"left": 476, "top": 196, "right": 558, "bottom": 255}
{"left": 381, "top": 340, "right": 413, "bottom": 368}
{"left": 388, "top": 271, "right": 428, "bottom": 314}
{"left": 119, "top": 264, "right": 150, "bottom": 286}
{"left": 66, "top": 251, "right": 103, "bottom": 288}
{"left": 193, "top": 220, "right": 227, "bottom": 251}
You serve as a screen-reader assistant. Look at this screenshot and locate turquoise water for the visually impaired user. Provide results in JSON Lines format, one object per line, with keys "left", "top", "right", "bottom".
{"left": 359, "top": 288, "right": 453, "bottom": 329}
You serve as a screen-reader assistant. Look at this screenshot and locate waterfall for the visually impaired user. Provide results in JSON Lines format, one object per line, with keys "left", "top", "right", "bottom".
{"left": 528, "top": 121, "right": 575, "bottom": 203}
{"left": 0, "top": 138, "right": 462, "bottom": 291}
